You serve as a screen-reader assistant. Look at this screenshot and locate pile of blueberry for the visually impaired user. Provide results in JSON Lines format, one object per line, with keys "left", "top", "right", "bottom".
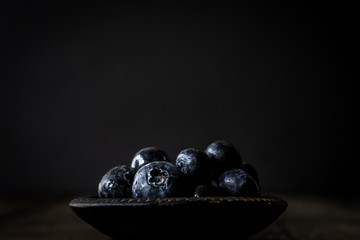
{"left": 98, "top": 140, "right": 261, "bottom": 198}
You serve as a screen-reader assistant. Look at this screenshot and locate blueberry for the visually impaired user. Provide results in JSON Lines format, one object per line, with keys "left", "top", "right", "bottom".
{"left": 175, "top": 148, "right": 212, "bottom": 182}
{"left": 98, "top": 165, "right": 135, "bottom": 198}
{"left": 204, "top": 140, "right": 243, "bottom": 179}
{"left": 132, "top": 161, "right": 184, "bottom": 198}
{"left": 193, "top": 183, "right": 219, "bottom": 197}
{"left": 130, "top": 147, "right": 170, "bottom": 171}
{"left": 243, "top": 162, "right": 261, "bottom": 192}
{"left": 218, "top": 168, "right": 260, "bottom": 197}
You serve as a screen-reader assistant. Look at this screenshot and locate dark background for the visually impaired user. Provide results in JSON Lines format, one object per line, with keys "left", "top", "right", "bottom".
{"left": 0, "top": 2, "right": 351, "bottom": 197}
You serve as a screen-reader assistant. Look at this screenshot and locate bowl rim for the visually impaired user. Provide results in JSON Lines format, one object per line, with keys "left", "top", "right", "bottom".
{"left": 69, "top": 195, "right": 288, "bottom": 208}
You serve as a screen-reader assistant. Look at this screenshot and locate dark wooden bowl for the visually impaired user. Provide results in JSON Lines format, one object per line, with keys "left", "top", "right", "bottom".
{"left": 69, "top": 196, "right": 287, "bottom": 239}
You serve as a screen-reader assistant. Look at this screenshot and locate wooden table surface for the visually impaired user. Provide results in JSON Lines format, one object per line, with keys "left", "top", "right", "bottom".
{"left": 0, "top": 195, "right": 359, "bottom": 240}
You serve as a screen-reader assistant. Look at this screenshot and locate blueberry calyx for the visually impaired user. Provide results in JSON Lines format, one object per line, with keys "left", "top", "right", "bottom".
{"left": 132, "top": 161, "right": 183, "bottom": 198}
{"left": 148, "top": 167, "right": 169, "bottom": 187}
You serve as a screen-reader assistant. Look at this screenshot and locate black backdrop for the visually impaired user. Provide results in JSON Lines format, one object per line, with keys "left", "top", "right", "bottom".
{"left": 0, "top": 2, "right": 350, "bottom": 197}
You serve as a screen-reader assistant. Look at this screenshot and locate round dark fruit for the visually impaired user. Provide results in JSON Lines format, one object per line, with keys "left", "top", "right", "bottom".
{"left": 243, "top": 162, "right": 261, "bottom": 192}
{"left": 193, "top": 183, "right": 219, "bottom": 197}
{"left": 98, "top": 165, "right": 135, "bottom": 198}
{"left": 97, "top": 141, "right": 263, "bottom": 199}
{"left": 204, "top": 140, "right": 243, "bottom": 178}
{"left": 175, "top": 148, "right": 212, "bottom": 182}
{"left": 218, "top": 168, "right": 260, "bottom": 197}
{"left": 132, "top": 161, "right": 184, "bottom": 198}
{"left": 130, "top": 147, "right": 170, "bottom": 171}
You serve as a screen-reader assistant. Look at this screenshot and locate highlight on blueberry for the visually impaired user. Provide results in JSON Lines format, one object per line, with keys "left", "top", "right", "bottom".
{"left": 130, "top": 147, "right": 170, "bottom": 171}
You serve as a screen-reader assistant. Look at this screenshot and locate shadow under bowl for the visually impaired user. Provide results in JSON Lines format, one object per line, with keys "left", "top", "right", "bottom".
{"left": 69, "top": 196, "right": 287, "bottom": 239}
